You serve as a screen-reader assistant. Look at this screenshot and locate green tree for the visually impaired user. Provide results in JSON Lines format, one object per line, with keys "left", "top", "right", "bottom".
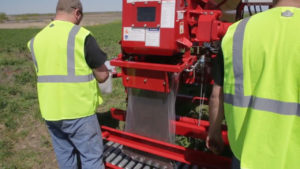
{"left": 0, "top": 12, "right": 8, "bottom": 23}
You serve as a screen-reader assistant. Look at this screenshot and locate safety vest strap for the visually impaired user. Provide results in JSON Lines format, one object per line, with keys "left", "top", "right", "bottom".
{"left": 30, "top": 24, "right": 94, "bottom": 83}
{"left": 224, "top": 94, "right": 300, "bottom": 116}
{"left": 38, "top": 74, "right": 94, "bottom": 83}
{"left": 223, "top": 17, "right": 300, "bottom": 116}
{"left": 29, "top": 38, "right": 38, "bottom": 72}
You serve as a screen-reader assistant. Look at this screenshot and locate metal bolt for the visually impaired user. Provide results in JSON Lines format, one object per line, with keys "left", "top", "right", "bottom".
{"left": 144, "top": 79, "right": 147, "bottom": 83}
{"left": 131, "top": 24, "right": 135, "bottom": 27}
{"left": 163, "top": 82, "right": 166, "bottom": 86}
{"left": 144, "top": 24, "right": 147, "bottom": 27}
{"left": 210, "top": 11, "right": 214, "bottom": 15}
{"left": 132, "top": 2, "right": 135, "bottom": 5}
{"left": 203, "top": 12, "right": 208, "bottom": 15}
{"left": 157, "top": 24, "right": 160, "bottom": 28}
{"left": 126, "top": 77, "right": 130, "bottom": 81}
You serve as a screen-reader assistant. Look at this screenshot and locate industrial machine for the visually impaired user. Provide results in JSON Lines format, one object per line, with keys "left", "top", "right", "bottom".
{"left": 101, "top": 0, "right": 275, "bottom": 168}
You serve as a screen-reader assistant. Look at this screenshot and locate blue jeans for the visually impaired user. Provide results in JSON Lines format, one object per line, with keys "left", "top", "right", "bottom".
{"left": 46, "top": 114, "right": 104, "bottom": 169}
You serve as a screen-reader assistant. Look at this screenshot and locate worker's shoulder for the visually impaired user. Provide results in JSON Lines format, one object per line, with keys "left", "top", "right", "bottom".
{"left": 77, "top": 26, "right": 92, "bottom": 37}
{"left": 79, "top": 26, "right": 90, "bottom": 32}
{"left": 228, "top": 8, "right": 280, "bottom": 30}
{"left": 248, "top": 7, "right": 300, "bottom": 23}
{"left": 250, "top": 8, "right": 278, "bottom": 20}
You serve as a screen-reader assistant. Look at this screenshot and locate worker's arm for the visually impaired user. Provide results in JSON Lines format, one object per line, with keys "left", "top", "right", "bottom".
{"left": 93, "top": 64, "right": 109, "bottom": 83}
{"left": 206, "top": 84, "right": 224, "bottom": 154}
{"left": 206, "top": 48, "right": 225, "bottom": 154}
{"left": 84, "top": 35, "right": 109, "bottom": 83}
{"left": 206, "top": 84, "right": 225, "bottom": 154}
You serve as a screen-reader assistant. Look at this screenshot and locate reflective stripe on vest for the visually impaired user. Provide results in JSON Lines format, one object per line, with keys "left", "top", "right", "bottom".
{"left": 30, "top": 38, "right": 38, "bottom": 72}
{"left": 30, "top": 25, "right": 94, "bottom": 83}
{"left": 223, "top": 18, "right": 300, "bottom": 116}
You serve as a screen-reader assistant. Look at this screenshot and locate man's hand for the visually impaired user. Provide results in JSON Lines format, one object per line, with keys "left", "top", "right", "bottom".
{"left": 93, "top": 64, "right": 109, "bottom": 83}
{"left": 206, "top": 129, "right": 224, "bottom": 154}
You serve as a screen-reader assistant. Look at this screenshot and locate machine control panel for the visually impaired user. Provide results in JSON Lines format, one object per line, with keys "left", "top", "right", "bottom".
{"left": 121, "top": 0, "right": 188, "bottom": 56}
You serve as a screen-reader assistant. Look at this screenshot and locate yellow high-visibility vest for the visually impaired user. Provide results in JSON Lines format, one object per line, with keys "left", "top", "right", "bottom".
{"left": 222, "top": 7, "right": 300, "bottom": 169}
{"left": 28, "top": 20, "right": 103, "bottom": 121}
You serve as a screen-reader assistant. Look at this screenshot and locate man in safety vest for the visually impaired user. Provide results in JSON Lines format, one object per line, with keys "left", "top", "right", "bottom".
{"left": 27, "top": 0, "right": 109, "bottom": 168}
{"left": 206, "top": 0, "right": 300, "bottom": 168}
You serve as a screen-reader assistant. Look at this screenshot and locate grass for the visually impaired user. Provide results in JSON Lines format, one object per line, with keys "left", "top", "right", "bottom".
{"left": 0, "top": 27, "right": 52, "bottom": 168}
{"left": 89, "top": 22, "right": 127, "bottom": 115}
{"left": 0, "top": 21, "right": 126, "bottom": 168}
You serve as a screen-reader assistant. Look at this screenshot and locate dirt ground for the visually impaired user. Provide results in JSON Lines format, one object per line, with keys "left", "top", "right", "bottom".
{"left": 0, "top": 12, "right": 121, "bottom": 29}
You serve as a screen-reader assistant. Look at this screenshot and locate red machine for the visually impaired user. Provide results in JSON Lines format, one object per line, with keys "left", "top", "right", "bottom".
{"left": 103, "top": 0, "right": 274, "bottom": 169}
{"left": 112, "top": 0, "right": 232, "bottom": 93}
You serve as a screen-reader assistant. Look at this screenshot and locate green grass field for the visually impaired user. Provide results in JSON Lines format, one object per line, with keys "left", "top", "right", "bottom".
{"left": 0, "top": 21, "right": 126, "bottom": 168}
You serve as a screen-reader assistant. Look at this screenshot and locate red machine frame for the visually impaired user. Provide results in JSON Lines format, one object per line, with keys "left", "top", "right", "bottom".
{"left": 103, "top": 108, "right": 230, "bottom": 169}
{"left": 108, "top": 0, "right": 232, "bottom": 168}
{"left": 105, "top": 0, "right": 274, "bottom": 168}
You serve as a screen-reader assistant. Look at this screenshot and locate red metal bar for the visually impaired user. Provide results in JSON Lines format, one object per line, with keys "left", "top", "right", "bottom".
{"left": 175, "top": 120, "right": 229, "bottom": 145}
{"left": 121, "top": 68, "right": 171, "bottom": 93}
{"left": 177, "top": 94, "right": 208, "bottom": 101}
{"left": 176, "top": 116, "right": 227, "bottom": 130}
{"left": 177, "top": 94, "right": 209, "bottom": 103}
{"left": 174, "top": 120, "right": 207, "bottom": 139}
{"left": 110, "top": 108, "right": 229, "bottom": 145}
{"left": 102, "top": 126, "right": 231, "bottom": 169}
{"left": 110, "top": 108, "right": 126, "bottom": 121}
{"left": 110, "top": 58, "right": 189, "bottom": 73}
{"left": 112, "top": 72, "right": 122, "bottom": 78}
{"left": 105, "top": 162, "right": 123, "bottom": 169}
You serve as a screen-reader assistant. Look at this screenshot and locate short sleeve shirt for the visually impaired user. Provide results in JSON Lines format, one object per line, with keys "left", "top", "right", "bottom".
{"left": 212, "top": 49, "right": 224, "bottom": 86}
{"left": 84, "top": 35, "right": 107, "bottom": 69}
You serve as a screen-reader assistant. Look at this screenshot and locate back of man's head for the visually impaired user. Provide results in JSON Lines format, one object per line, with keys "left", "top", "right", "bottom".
{"left": 56, "top": 0, "right": 82, "bottom": 14}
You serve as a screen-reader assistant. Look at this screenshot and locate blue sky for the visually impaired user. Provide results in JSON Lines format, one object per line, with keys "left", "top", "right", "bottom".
{"left": 0, "top": 0, "right": 122, "bottom": 15}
